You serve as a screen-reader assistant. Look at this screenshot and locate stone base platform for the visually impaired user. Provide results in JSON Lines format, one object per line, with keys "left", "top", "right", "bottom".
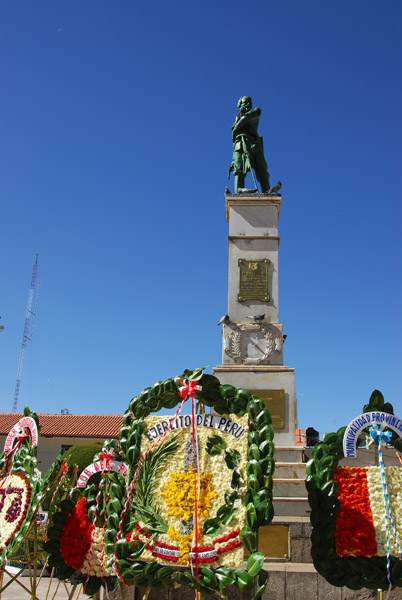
{"left": 108, "top": 570, "right": 402, "bottom": 599}
{"left": 107, "top": 443, "right": 402, "bottom": 599}
{"left": 263, "top": 565, "right": 398, "bottom": 600}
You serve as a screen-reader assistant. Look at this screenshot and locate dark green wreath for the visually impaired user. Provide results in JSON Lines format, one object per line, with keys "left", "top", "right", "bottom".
{"left": 113, "top": 368, "right": 274, "bottom": 599}
{"left": 307, "top": 390, "right": 402, "bottom": 592}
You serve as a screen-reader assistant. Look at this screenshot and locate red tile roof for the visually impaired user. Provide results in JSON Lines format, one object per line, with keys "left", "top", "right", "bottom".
{"left": 0, "top": 413, "right": 122, "bottom": 439}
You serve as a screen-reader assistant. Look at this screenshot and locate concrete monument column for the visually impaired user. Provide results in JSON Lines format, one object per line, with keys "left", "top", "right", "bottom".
{"left": 213, "top": 193, "right": 297, "bottom": 446}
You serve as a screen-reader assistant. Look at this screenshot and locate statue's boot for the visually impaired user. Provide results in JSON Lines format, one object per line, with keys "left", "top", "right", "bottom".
{"left": 254, "top": 152, "right": 270, "bottom": 192}
{"left": 234, "top": 174, "right": 245, "bottom": 194}
{"left": 257, "top": 171, "right": 270, "bottom": 193}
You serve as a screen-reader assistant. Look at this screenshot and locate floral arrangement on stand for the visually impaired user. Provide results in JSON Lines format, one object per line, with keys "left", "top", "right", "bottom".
{"left": 44, "top": 438, "right": 126, "bottom": 597}
{"left": 110, "top": 368, "right": 274, "bottom": 599}
{"left": 0, "top": 407, "right": 64, "bottom": 568}
{"left": 307, "top": 390, "right": 402, "bottom": 594}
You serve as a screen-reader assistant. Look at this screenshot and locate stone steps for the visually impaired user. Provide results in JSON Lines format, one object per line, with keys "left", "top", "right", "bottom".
{"left": 272, "top": 445, "right": 309, "bottom": 516}
{"left": 274, "top": 445, "right": 306, "bottom": 463}
{"left": 273, "top": 478, "right": 308, "bottom": 498}
{"left": 265, "top": 560, "right": 316, "bottom": 572}
{"left": 273, "top": 496, "right": 311, "bottom": 517}
{"left": 274, "top": 461, "right": 306, "bottom": 478}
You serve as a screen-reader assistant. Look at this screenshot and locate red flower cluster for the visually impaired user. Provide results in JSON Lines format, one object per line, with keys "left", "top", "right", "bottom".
{"left": 128, "top": 525, "right": 242, "bottom": 564}
{"left": 334, "top": 467, "right": 377, "bottom": 557}
{"left": 4, "top": 487, "right": 23, "bottom": 522}
{"left": 217, "top": 540, "right": 242, "bottom": 555}
{"left": 215, "top": 529, "right": 240, "bottom": 544}
{"left": 0, "top": 486, "right": 24, "bottom": 523}
{"left": 60, "top": 498, "right": 94, "bottom": 570}
{"left": 189, "top": 545, "right": 216, "bottom": 564}
{"left": 153, "top": 550, "right": 179, "bottom": 562}
{"left": 192, "top": 544, "right": 215, "bottom": 552}
{"left": 133, "top": 524, "right": 152, "bottom": 538}
{"left": 156, "top": 540, "right": 179, "bottom": 550}
{"left": 189, "top": 554, "right": 216, "bottom": 564}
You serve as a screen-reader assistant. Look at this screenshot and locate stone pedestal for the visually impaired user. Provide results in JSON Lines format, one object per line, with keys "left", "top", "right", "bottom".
{"left": 213, "top": 364, "right": 296, "bottom": 446}
{"left": 213, "top": 193, "right": 297, "bottom": 447}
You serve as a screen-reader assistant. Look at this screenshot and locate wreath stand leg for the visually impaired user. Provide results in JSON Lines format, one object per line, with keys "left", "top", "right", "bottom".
{"left": 142, "top": 585, "right": 152, "bottom": 599}
{"left": 47, "top": 578, "right": 64, "bottom": 599}
{"left": 38, "top": 555, "right": 50, "bottom": 585}
{"left": 33, "top": 515, "right": 38, "bottom": 598}
{"left": 67, "top": 584, "right": 79, "bottom": 600}
{"left": 0, "top": 566, "right": 39, "bottom": 598}
{"left": 44, "top": 566, "right": 55, "bottom": 600}
{"left": 24, "top": 525, "right": 40, "bottom": 600}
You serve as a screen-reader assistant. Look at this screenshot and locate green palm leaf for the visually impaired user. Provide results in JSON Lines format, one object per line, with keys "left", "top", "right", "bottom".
{"left": 132, "top": 434, "right": 180, "bottom": 534}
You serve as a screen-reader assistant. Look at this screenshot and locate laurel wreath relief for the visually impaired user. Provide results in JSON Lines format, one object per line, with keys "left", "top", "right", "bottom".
{"left": 224, "top": 325, "right": 282, "bottom": 364}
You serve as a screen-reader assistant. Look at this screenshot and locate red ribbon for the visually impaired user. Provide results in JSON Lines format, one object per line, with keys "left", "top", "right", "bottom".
{"left": 49, "top": 460, "right": 69, "bottom": 509}
{"left": 113, "top": 379, "right": 200, "bottom": 583}
{"left": 179, "top": 380, "right": 199, "bottom": 400}
{"left": 16, "top": 427, "right": 30, "bottom": 444}
{"left": 0, "top": 437, "right": 25, "bottom": 481}
{"left": 191, "top": 395, "right": 200, "bottom": 593}
{"left": 99, "top": 450, "right": 116, "bottom": 470}
{"left": 114, "top": 387, "right": 191, "bottom": 583}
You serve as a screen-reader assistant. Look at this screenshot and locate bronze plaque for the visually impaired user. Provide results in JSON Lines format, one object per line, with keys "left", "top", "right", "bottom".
{"left": 238, "top": 259, "right": 270, "bottom": 302}
{"left": 259, "top": 524, "right": 289, "bottom": 558}
{"left": 249, "top": 389, "right": 285, "bottom": 429}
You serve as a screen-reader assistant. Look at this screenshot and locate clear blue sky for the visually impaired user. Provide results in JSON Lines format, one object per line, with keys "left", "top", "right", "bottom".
{"left": 1, "top": 1, "right": 401, "bottom": 436}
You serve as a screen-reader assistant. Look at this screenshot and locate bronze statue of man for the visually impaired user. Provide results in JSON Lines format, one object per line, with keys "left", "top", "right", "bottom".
{"left": 229, "top": 96, "right": 270, "bottom": 194}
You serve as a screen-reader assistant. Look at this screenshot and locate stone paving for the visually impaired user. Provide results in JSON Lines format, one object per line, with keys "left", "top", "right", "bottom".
{"left": 0, "top": 572, "right": 83, "bottom": 600}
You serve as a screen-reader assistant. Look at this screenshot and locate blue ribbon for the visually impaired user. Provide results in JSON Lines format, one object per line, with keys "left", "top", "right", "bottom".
{"left": 369, "top": 425, "right": 401, "bottom": 599}
{"left": 369, "top": 426, "right": 392, "bottom": 444}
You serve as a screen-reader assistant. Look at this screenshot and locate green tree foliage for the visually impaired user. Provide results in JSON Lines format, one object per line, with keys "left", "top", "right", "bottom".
{"left": 63, "top": 442, "right": 103, "bottom": 474}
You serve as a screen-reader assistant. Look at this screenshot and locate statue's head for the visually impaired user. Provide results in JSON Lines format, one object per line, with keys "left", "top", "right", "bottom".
{"left": 237, "top": 96, "right": 252, "bottom": 113}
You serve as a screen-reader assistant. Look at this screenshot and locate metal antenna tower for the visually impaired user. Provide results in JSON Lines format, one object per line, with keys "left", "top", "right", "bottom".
{"left": 12, "top": 254, "right": 39, "bottom": 413}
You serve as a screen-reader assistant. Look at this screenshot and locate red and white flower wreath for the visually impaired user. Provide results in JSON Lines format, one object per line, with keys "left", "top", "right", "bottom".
{"left": 0, "top": 473, "right": 31, "bottom": 550}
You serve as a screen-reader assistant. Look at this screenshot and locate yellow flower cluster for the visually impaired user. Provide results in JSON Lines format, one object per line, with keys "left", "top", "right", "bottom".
{"left": 161, "top": 467, "right": 218, "bottom": 521}
{"left": 366, "top": 466, "right": 402, "bottom": 557}
{"left": 80, "top": 527, "right": 115, "bottom": 577}
{"left": 167, "top": 525, "right": 203, "bottom": 564}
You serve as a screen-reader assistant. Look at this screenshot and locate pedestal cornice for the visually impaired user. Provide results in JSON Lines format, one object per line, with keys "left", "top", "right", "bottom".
{"left": 228, "top": 235, "right": 280, "bottom": 251}
{"left": 225, "top": 194, "right": 281, "bottom": 223}
{"left": 228, "top": 235, "right": 280, "bottom": 241}
{"left": 213, "top": 365, "right": 295, "bottom": 374}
